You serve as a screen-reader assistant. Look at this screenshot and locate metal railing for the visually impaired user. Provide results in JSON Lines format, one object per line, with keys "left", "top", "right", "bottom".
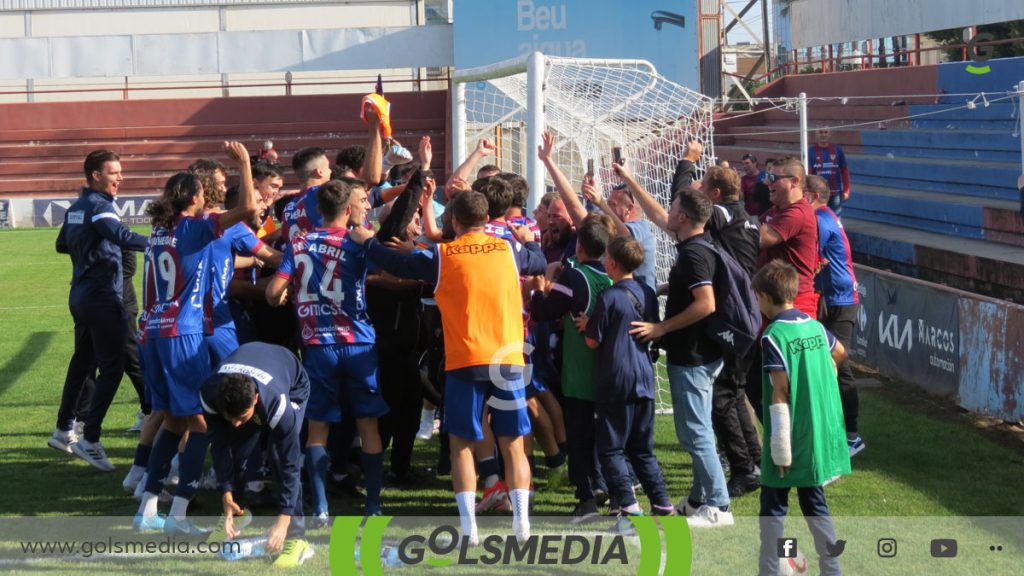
{"left": 743, "top": 36, "right": 1024, "bottom": 85}
{"left": 0, "top": 72, "right": 451, "bottom": 101}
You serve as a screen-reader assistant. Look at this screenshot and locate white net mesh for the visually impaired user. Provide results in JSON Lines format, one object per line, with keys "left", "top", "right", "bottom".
{"left": 458, "top": 56, "right": 715, "bottom": 413}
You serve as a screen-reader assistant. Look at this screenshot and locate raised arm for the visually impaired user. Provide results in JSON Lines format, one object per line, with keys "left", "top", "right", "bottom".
{"left": 219, "top": 141, "right": 260, "bottom": 231}
{"left": 420, "top": 175, "right": 443, "bottom": 242}
{"left": 581, "top": 181, "right": 630, "bottom": 237}
{"left": 362, "top": 106, "right": 383, "bottom": 187}
{"left": 538, "top": 131, "right": 587, "bottom": 226}
{"left": 613, "top": 162, "right": 668, "bottom": 232}
{"left": 450, "top": 138, "right": 495, "bottom": 185}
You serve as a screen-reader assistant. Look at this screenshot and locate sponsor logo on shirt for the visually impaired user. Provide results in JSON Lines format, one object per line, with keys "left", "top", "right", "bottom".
{"left": 444, "top": 242, "right": 509, "bottom": 256}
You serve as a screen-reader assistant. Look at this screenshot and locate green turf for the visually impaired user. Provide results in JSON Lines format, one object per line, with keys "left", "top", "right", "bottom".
{"left": 1, "top": 226, "right": 1022, "bottom": 574}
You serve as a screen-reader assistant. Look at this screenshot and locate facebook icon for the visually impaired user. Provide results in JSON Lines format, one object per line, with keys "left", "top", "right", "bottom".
{"left": 778, "top": 538, "right": 798, "bottom": 558}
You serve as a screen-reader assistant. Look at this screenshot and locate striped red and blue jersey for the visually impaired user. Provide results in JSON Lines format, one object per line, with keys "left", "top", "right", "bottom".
{"left": 484, "top": 218, "right": 540, "bottom": 332}
{"left": 814, "top": 207, "right": 859, "bottom": 307}
{"left": 207, "top": 222, "right": 265, "bottom": 329}
{"left": 141, "top": 213, "right": 223, "bottom": 338}
{"left": 808, "top": 144, "right": 850, "bottom": 198}
{"left": 276, "top": 226, "right": 375, "bottom": 346}
{"left": 281, "top": 185, "right": 322, "bottom": 243}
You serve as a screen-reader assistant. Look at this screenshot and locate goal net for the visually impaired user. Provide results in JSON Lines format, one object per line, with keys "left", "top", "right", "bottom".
{"left": 453, "top": 54, "right": 715, "bottom": 414}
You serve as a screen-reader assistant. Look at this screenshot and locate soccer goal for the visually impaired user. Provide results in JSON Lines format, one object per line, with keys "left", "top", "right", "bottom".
{"left": 453, "top": 52, "right": 716, "bottom": 414}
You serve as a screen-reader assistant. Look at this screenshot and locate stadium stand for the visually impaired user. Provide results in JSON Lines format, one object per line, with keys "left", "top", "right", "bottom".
{"left": 715, "top": 57, "right": 1024, "bottom": 302}
{"left": 0, "top": 90, "right": 448, "bottom": 198}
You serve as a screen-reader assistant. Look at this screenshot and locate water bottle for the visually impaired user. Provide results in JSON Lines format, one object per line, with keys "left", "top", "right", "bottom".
{"left": 221, "top": 536, "right": 268, "bottom": 561}
{"left": 353, "top": 544, "right": 403, "bottom": 567}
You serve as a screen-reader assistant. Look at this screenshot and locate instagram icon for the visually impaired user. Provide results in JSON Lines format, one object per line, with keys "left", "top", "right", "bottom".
{"left": 877, "top": 538, "right": 898, "bottom": 558}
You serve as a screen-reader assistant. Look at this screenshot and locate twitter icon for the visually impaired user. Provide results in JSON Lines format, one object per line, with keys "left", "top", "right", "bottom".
{"left": 826, "top": 540, "right": 847, "bottom": 557}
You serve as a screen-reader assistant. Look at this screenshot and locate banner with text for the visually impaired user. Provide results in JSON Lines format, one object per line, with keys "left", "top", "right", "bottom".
{"left": 32, "top": 196, "right": 156, "bottom": 228}
{"left": 854, "top": 267, "right": 960, "bottom": 396}
{"left": 0, "top": 199, "right": 11, "bottom": 228}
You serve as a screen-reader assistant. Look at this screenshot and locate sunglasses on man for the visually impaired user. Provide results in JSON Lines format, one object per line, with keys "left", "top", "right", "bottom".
{"left": 766, "top": 173, "right": 796, "bottom": 183}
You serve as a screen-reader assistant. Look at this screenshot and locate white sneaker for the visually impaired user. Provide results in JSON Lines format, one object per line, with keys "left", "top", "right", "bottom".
{"left": 48, "top": 428, "right": 78, "bottom": 454}
{"left": 416, "top": 418, "right": 434, "bottom": 441}
{"left": 127, "top": 410, "right": 148, "bottom": 434}
{"left": 72, "top": 438, "right": 115, "bottom": 472}
{"left": 675, "top": 498, "right": 702, "bottom": 517}
{"left": 685, "top": 505, "right": 735, "bottom": 529}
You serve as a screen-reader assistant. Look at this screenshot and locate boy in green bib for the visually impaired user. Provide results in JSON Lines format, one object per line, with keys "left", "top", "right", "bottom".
{"left": 529, "top": 214, "right": 614, "bottom": 521}
{"left": 753, "top": 260, "right": 850, "bottom": 575}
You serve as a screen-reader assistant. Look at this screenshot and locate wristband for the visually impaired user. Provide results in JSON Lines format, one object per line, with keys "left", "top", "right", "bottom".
{"left": 769, "top": 403, "right": 792, "bottom": 467}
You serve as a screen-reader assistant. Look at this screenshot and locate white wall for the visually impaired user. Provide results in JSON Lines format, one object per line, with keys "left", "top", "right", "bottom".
{"left": 788, "top": 0, "right": 1024, "bottom": 49}
{"left": 0, "top": 1, "right": 452, "bottom": 101}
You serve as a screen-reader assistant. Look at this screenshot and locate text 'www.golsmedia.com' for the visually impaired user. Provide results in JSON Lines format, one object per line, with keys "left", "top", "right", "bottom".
{"left": 19, "top": 538, "right": 241, "bottom": 558}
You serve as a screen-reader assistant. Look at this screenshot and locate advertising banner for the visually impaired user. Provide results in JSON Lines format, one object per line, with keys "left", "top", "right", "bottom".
{"left": 32, "top": 196, "right": 156, "bottom": 228}
{"left": 855, "top": 267, "right": 960, "bottom": 396}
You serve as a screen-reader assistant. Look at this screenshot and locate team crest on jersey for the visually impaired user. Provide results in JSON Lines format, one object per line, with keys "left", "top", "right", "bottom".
{"left": 67, "top": 211, "right": 85, "bottom": 224}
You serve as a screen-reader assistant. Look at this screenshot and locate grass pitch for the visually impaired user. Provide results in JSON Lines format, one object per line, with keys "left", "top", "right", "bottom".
{"left": 1, "top": 226, "right": 1022, "bottom": 574}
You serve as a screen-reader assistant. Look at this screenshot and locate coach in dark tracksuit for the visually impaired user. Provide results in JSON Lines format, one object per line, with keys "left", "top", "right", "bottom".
{"left": 201, "top": 342, "right": 309, "bottom": 551}
{"left": 52, "top": 150, "right": 147, "bottom": 471}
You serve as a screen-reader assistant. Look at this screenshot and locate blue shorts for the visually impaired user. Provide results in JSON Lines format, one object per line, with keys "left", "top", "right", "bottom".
{"left": 524, "top": 349, "right": 548, "bottom": 397}
{"left": 444, "top": 365, "right": 531, "bottom": 441}
{"left": 206, "top": 326, "right": 239, "bottom": 366}
{"left": 303, "top": 343, "right": 389, "bottom": 422}
{"left": 142, "top": 334, "right": 211, "bottom": 417}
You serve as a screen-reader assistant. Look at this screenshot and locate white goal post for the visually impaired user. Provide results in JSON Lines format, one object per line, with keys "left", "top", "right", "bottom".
{"left": 452, "top": 52, "right": 716, "bottom": 413}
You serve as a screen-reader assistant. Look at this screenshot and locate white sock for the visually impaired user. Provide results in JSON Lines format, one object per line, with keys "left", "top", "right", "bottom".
{"left": 139, "top": 492, "right": 159, "bottom": 517}
{"left": 169, "top": 496, "right": 190, "bottom": 521}
{"left": 420, "top": 408, "right": 434, "bottom": 426}
{"left": 134, "top": 474, "right": 148, "bottom": 499}
{"left": 509, "top": 488, "right": 531, "bottom": 525}
{"left": 623, "top": 503, "right": 642, "bottom": 514}
{"left": 455, "top": 491, "right": 477, "bottom": 539}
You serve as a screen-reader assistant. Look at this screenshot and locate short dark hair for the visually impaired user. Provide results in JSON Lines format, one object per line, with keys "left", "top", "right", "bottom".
{"left": 472, "top": 176, "right": 513, "bottom": 219}
{"left": 494, "top": 172, "right": 529, "bottom": 208}
{"left": 741, "top": 153, "right": 758, "bottom": 164}
{"left": 317, "top": 177, "right": 365, "bottom": 221}
{"left": 752, "top": 260, "right": 799, "bottom": 306}
{"left": 805, "top": 174, "right": 830, "bottom": 204}
{"left": 607, "top": 236, "right": 644, "bottom": 273}
{"left": 675, "top": 188, "right": 712, "bottom": 225}
{"left": 215, "top": 373, "right": 257, "bottom": 419}
{"left": 704, "top": 165, "right": 741, "bottom": 201}
{"left": 577, "top": 213, "right": 613, "bottom": 259}
{"left": 450, "top": 191, "right": 490, "bottom": 229}
{"left": 84, "top": 150, "right": 119, "bottom": 185}
{"left": 336, "top": 146, "right": 366, "bottom": 174}
{"left": 477, "top": 164, "right": 501, "bottom": 179}
{"left": 292, "top": 147, "right": 327, "bottom": 179}
{"left": 251, "top": 161, "right": 283, "bottom": 182}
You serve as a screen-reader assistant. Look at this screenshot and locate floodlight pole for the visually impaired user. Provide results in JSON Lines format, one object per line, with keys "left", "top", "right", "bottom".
{"left": 799, "top": 92, "right": 809, "bottom": 169}
{"left": 527, "top": 51, "right": 546, "bottom": 211}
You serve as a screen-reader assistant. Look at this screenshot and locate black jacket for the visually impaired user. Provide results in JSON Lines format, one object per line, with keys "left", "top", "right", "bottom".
{"left": 55, "top": 187, "right": 147, "bottom": 306}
